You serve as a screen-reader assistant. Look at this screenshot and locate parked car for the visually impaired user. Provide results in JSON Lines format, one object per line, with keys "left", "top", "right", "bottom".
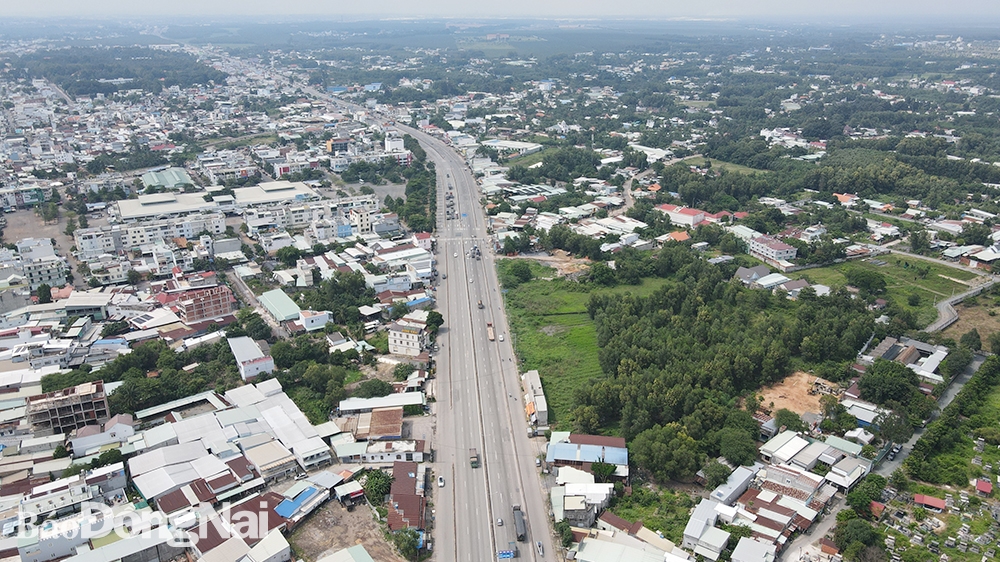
{"left": 536, "top": 542, "right": 544, "bottom": 556}
{"left": 437, "top": 476, "right": 445, "bottom": 487}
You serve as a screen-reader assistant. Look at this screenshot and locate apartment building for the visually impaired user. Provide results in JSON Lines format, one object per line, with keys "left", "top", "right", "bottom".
{"left": 388, "top": 320, "right": 428, "bottom": 357}
{"left": 27, "top": 380, "right": 110, "bottom": 436}
{"left": 74, "top": 226, "right": 122, "bottom": 260}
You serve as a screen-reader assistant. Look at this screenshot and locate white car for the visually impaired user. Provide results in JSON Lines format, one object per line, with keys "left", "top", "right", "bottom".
{"left": 453, "top": 253, "right": 458, "bottom": 258}
{"left": 499, "top": 334, "right": 505, "bottom": 342}
{"left": 469, "top": 278, "right": 474, "bottom": 283}
{"left": 437, "top": 476, "right": 445, "bottom": 487}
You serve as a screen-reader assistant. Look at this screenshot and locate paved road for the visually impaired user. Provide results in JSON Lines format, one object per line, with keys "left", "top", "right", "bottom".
{"left": 393, "top": 125, "right": 554, "bottom": 561}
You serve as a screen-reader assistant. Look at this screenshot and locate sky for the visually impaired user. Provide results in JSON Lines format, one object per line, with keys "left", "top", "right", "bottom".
{"left": 5, "top": 0, "right": 1000, "bottom": 22}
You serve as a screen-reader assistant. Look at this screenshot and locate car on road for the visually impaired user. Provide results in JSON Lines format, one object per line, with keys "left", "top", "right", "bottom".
{"left": 496, "top": 518, "right": 503, "bottom": 526}
{"left": 437, "top": 476, "right": 445, "bottom": 487}
{"left": 499, "top": 334, "right": 505, "bottom": 342}
{"left": 535, "top": 458, "right": 541, "bottom": 467}
{"left": 442, "top": 273, "right": 447, "bottom": 279}
{"left": 454, "top": 253, "right": 458, "bottom": 258}
{"left": 536, "top": 542, "right": 544, "bottom": 556}
{"left": 469, "top": 278, "right": 474, "bottom": 283}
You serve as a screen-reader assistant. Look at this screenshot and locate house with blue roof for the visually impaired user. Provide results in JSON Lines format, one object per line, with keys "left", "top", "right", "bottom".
{"left": 546, "top": 433, "right": 629, "bottom": 478}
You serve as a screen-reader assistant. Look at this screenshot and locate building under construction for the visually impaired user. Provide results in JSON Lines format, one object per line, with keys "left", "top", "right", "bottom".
{"left": 27, "top": 380, "right": 109, "bottom": 436}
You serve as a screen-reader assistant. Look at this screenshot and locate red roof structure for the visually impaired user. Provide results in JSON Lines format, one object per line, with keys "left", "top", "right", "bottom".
{"left": 913, "top": 494, "right": 946, "bottom": 511}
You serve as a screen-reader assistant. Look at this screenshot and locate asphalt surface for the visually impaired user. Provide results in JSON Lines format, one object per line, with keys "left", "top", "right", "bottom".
{"left": 392, "top": 125, "right": 554, "bottom": 561}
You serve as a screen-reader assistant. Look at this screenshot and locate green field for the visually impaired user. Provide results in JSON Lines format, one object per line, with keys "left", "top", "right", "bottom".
{"left": 506, "top": 146, "right": 560, "bottom": 168}
{"left": 792, "top": 257, "right": 980, "bottom": 328}
{"left": 678, "top": 100, "right": 714, "bottom": 109}
{"left": 501, "top": 262, "right": 670, "bottom": 428}
{"left": 679, "top": 156, "right": 763, "bottom": 174}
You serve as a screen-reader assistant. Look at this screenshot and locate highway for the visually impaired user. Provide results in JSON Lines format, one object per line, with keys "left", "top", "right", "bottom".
{"left": 401, "top": 126, "right": 555, "bottom": 561}
{"left": 295, "top": 86, "right": 554, "bottom": 560}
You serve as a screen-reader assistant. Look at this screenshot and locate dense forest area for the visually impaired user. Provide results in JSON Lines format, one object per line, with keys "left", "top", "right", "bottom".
{"left": 570, "top": 245, "right": 876, "bottom": 482}
{"left": 17, "top": 47, "right": 228, "bottom": 95}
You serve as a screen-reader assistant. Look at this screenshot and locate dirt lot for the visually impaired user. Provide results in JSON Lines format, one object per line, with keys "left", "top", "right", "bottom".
{"left": 288, "top": 500, "right": 405, "bottom": 562}
{"left": 942, "top": 301, "right": 1000, "bottom": 343}
{"left": 522, "top": 249, "right": 591, "bottom": 277}
{"left": 759, "top": 371, "right": 835, "bottom": 416}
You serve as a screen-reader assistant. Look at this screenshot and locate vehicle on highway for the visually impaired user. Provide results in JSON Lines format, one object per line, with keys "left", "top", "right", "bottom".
{"left": 499, "top": 334, "right": 505, "bottom": 342}
{"left": 512, "top": 505, "right": 527, "bottom": 542}
{"left": 478, "top": 300, "right": 484, "bottom": 309}
{"left": 442, "top": 273, "right": 447, "bottom": 279}
{"left": 469, "top": 278, "right": 474, "bottom": 283}
{"left": 496, "top": 518, "right": 503, "bottom": 526}
{"left": 437, "top": 476, "right": 445, "bottom": 487}
{"left": 536, "top": 541, "right": 544, "bottom": 556}
{"left": 454, "top": 253, "right": 458, "bottom": 258}
{"left": 487, "top": 322, "right": 495, "bottom": 341}
{"left": 470, "top": 448, "right": 480, "bottom": 468}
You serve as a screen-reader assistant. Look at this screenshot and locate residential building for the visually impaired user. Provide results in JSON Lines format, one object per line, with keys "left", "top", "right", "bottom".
{"left": 656, "top": 204, "right": 706, "bottom": 228}
{"left": 228, "top": 337, "right": 275, "bottom": 381}
{"left": 682, "top": 499, "right": 730, "bottom": 561}
{"left": 69, "top": 413, "right": 135, "bottom": 457}
{"left": 388, "top": 320, "right": 427, "bottom": 357}
{"left": 748, "top": 235, "right": 798, "bottom": 262}
{"left": 22, "top": 254, "right": 67, "bottom": 290}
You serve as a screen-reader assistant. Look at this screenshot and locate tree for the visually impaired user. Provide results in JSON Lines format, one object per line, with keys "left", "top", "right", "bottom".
{"left": 960, "top": 328, "right": 982, "bottom": 351}
{"left": 555, "top": 520, "right": 575, "bottom": 548}
{"left": 909, "top": 229, "right": 930, "bottom": 254}
{"left": 631, "top": 423, "right": 703, "bottom": 482}
{"left": 702, "top": 459, "right": 732, "bottom": 489}
{"left": 843, "top": 267, "right": 886, "bottom": 294}
{"left": 508, "top": 260, "right": 533, "bottom": 283}
{"left": 834, "top": 518, "right": 879, "bottom": 551}
{"left": 392, "top": 529, "right": 419, "bottom": 561}
{"left": 354, "top": 378, "right": 393, "bottom": 398}
{"left": 858, "top": 360, "right": 919, "bottom": 406}
{"left": 591, "top": 461, "right": 617, "bottom": 483}
{"left": 394, "top": 362, "right": 416, "bottom": 381}
{"left": 36, "top": 283, "right": 52, "bottom": 304}
{"left": 275, "top": 246, "right": 301, "bottom": 266}
{"left": 989, "top": 331, "right": 1000, "bottom": 355}
{"left": 773, "top": 408, "right": 806, "bottom": 433}
{"left": 363, "top": 469, "right": 394, "bottom": 503}
{"left": 874, "top": 410, "right": 913, "bottom": 445}
{"left": 889, "top": 468, "right": 909, "bottom": 492}
{"left": 127, "top": 269, "right": 142, "bottom": 286}
{"left": 52, "top": 444, "right": 69, "bottom": 459}
{"left": 717, "top": 427, "right": 757, "bottom": 466}
{"left": 426, "top": 310, "right": 444, "bottom": 335}
{"left": 589, "top": 262, "right": 617, "bottom": 286}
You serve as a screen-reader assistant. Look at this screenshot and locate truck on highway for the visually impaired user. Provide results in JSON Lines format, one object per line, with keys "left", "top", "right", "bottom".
{"left": 469, "top": 448, "right": 480, "bottom": 468}
{"left": 486, "top": 322, "right": 495, "bottom": 341}
{"left": 512, "top": 505, "right": 526, "bottom": 542}
{"left": 497, "top": 542, "right": 519, "bottom": 559}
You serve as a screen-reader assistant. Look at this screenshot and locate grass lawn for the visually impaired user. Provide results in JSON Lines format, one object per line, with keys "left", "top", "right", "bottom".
{"left": 679, "top": 156, "right": 763, "bottom": 174}
{"left": 791, "top": 257, "right": 981, "bottom": 328}
{"left": 506, "top": 146, "right": 560, "bottom": 168}
{"left": 502, "top": 266, "right": 670, "bottom": 428}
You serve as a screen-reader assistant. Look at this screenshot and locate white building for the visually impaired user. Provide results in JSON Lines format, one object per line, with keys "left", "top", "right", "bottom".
{"left": 748, "top": 235, "right": 797, "bottom": 262}
{"left": 228, "top": 337, "right": 275, "bottom": 381}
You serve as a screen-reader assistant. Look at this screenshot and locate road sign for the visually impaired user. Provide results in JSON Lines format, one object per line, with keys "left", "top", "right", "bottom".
{"left": 497, "top": 550, "right": 514, "bottom": 559}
